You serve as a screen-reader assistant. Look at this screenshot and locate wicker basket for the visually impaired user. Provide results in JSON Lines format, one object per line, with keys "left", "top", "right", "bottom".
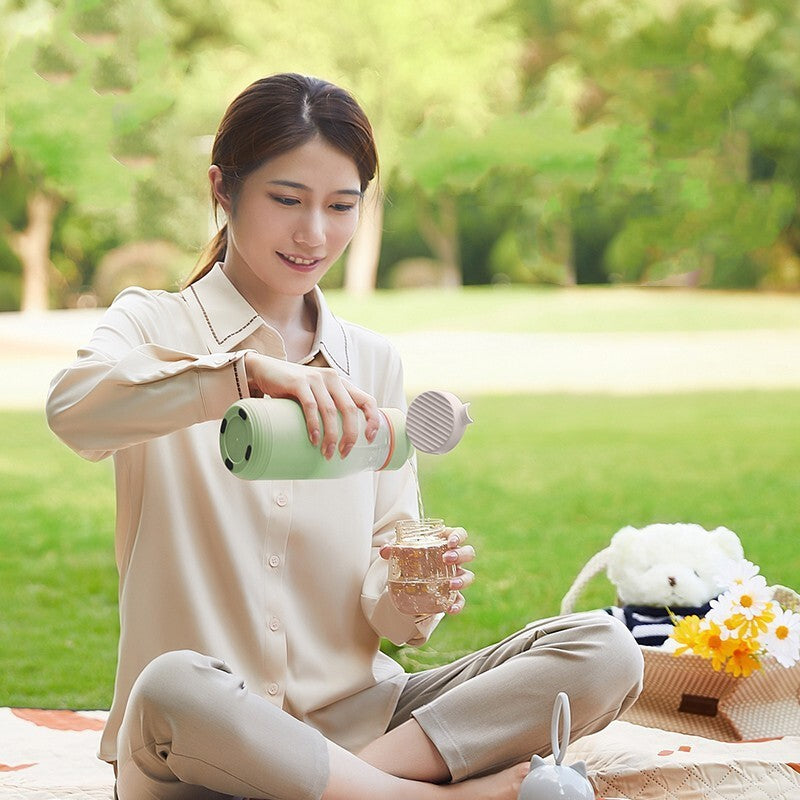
{"left": 562, "top": 552, "right": 800, "bottom": 741}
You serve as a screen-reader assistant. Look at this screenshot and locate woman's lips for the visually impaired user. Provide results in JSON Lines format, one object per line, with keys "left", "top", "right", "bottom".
{"left": 277, "top": 251, "right": 323, "bottom": 272}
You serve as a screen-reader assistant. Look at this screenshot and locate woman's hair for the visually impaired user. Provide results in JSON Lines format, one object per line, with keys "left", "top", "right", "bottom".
{"left": 185, "top": 73, "right": 378, "bottom": 286}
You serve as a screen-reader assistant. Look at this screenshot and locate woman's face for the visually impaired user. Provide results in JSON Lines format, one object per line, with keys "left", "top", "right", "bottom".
{"left": 212, "top": 136, "right": 362, "bottom": 301}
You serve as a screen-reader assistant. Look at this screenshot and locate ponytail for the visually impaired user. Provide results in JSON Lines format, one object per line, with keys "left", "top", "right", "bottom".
{"left": 184, "top": 224, "right": 227, "bottom": 288}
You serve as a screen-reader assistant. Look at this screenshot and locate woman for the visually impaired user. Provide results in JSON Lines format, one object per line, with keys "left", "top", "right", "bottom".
{"left": 47, "top": 73, "right": 642, "bottom": 800}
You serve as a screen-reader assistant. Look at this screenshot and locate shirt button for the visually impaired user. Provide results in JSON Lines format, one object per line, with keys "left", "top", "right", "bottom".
{"left": 268, "top": 554, "right": 281, "bottom": 568}
{"left": 267, "top": 683, "right": 279, "bottom": 696}
{"left": 275, "top": 492, "right": 288, "bottom": 507}
{"left": 269, "top": 617, "right": 280, "bottom": 631}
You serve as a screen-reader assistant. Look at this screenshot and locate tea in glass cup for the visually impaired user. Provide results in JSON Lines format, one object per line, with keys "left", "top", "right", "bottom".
{"left": 388, "top": 519, "right": 457, "bottom": 614}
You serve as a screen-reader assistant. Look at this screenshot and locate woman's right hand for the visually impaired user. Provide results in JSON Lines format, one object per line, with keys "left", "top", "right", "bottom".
{"left": 243, "top": 353, "right": 380, "bottom": 459}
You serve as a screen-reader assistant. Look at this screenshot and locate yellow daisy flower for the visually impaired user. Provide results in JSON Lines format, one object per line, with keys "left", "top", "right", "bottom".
{"left": 724, "top": 640, "right": 762, "bottom": 677}
{"left": 730, "top": 601, "right": 776, "bottom": 639}
{"left": 691, "top": 620, "right": 738, "bottom": 672}
{"left": 670, "top": 615, "right": 703, "bottom": 656}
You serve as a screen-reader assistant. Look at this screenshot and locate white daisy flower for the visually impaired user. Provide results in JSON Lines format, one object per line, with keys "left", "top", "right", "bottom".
{"left": 714, "top": 558, "right": 760, "bottom": 591}
{"left": 762, "top": 608, "right": 800, "bottom": 668}
{"left": 726, "top": 574, "right": 772, "bottom": 620}
{"left": 706, "top": 593, "right": 741, "bottom": 640}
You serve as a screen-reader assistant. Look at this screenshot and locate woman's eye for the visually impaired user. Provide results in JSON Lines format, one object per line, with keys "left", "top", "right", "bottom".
{"left": 331, "top": 203, "right": 356, "bottom": 212}
{"left": 271, "top": 195, "right": 299, "bottom": 206}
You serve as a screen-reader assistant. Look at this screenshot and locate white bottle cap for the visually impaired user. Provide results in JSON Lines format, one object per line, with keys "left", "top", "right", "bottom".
{"left": 406, "top": 390, "right": 473, "bottom": 454}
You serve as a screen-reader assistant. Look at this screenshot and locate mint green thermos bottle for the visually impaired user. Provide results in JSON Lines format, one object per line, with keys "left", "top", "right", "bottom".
{"left": 219, "top": 390, "right": 472, "bottom": 480}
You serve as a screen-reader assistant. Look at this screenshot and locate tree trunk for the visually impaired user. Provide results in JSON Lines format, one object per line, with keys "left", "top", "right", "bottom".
{"left": 537, "top": 212, "right": 576, "bottom": 286}
{"left": 344, "top": 183, "right": 384, "bottom": 296}
{"left": 10, "top": 191, "right": 61, "bottom": 312}
{"left": 554, "top": 217, "right": 576, "bottom": 286}
{"left": 416, "top": 191, "right": 462, "bottom": 283}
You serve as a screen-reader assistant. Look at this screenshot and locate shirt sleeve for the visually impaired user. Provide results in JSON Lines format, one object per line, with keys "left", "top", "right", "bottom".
{"left": 46, "top": 287, "right": 248, "bottom": 461}
{"left": 360, "top": 346, "right": 442, "bottom": 647}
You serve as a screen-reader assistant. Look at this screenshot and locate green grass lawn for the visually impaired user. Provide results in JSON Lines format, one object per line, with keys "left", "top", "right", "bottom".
{"left": 2, "top": 391, "right": 799, "bottom": 707}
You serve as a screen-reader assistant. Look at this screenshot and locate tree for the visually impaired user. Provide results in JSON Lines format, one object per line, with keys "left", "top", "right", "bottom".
{"left": 395, "top": 64, "right": 614, "bottom": 285}
{"left": 0, "top": 0, "right": 180, "bottom": 310}
{"left": 516, "top": 0, "right": 799, "bottom": 286}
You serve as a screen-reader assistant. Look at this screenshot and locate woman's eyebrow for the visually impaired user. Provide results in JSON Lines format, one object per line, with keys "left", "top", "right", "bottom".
{"left": 268, "top": 179, "right": 362, "bottom": 197}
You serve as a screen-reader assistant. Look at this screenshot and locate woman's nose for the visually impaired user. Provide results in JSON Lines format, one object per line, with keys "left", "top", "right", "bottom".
{"left": 292, "top": 210, "right": 325, "bottom": 248}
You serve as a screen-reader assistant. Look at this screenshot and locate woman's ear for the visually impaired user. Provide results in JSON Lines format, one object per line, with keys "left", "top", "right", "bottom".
{"left": 208, "top": 165, "right": 232, "bottom": 214}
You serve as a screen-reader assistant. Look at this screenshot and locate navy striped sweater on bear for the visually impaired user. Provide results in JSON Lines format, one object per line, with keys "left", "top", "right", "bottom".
{"left": 606, "top": 602, "right": 712, "bottom": 646}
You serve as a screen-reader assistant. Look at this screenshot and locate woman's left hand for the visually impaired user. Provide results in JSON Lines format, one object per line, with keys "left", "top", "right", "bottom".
{"left": 440, "top": 526, "right": 475, "bottom": 614}
{"left": 380, "top": 526, "right": 475, "bottom": 615}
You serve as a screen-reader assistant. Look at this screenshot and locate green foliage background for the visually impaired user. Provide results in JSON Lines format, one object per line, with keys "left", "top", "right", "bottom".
{"left": 1, "top": 0, "right": 800, "bottom": 308}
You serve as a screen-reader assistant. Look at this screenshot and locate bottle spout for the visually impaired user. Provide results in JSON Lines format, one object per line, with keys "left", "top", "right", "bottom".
{"left": 406, "top": 390, "right": 473, "bottom": 455}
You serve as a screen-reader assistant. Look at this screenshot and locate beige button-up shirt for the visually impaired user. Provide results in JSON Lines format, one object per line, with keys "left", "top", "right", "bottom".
{"left": 46, "top": 264, "right": 440, "bottom": 763}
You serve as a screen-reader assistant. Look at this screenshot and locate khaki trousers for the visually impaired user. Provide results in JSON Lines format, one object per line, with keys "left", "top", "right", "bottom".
{"left": 115, "top": 611, "right": 643, "bottom": 800}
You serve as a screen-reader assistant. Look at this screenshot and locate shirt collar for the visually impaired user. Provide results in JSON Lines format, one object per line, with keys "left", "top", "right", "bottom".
{"left": 306, "top": 286, "right": 351, "bottom": 376}
{"left": 181, "top": 263, "right": 351, "bottom": 376}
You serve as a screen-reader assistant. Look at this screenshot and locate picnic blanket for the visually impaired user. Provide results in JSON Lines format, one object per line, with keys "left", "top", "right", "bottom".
{"left": 569, "top": 720, "right": 800, "bottom": 799}
{"left": 1, "top": 708, "right": 798, "bottom": 799}
{"left": 0, "top": 708, "right": 113, "bottom": 799}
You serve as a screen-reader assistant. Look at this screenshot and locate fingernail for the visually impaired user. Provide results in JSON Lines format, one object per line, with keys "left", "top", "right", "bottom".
{"left": 448, "top": 534, "right": 460, "bottom": 547}
{"left": 340, "top": 443, "right": 353, "bottom": 458}
{"left": 310, "top": 430, "right": 320, "bottom": 446}
{"left": 443, "top": 551, "right": 458, "bottom": 563}
{"left": 450, "top": 578, "right": 463, "bottom": 590}
{"left": 325, "top": 444, "right": 335, "bottom": 460}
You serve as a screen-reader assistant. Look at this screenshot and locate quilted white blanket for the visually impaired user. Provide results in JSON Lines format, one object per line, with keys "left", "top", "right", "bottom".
{"left": 0, "top": 708, "right": 113, "bottom": 799}
{"left": 1, "top": 708, "right": 798, "bottom": 799}
{"left": 569, "top": 721, "right": 800, "bottom": 800}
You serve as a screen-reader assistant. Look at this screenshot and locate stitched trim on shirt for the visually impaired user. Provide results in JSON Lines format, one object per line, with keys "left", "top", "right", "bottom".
{"left": 232, "top": 358, "right": 244, "bottom": 399}
{"left": 188, "top": 285, "right": 258, "bottom": 346}
{"left": 320, "top": 316, "right": 350, "bottom": 375}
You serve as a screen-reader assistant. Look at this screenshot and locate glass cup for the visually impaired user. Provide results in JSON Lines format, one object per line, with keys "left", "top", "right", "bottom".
{"left": 388, "top": 518, "right": 457, "bottom": 614}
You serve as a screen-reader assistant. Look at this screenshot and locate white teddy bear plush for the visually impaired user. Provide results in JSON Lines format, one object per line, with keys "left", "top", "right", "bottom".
{"left": 607, "top": 522, "right": 744, "bottom": 607}
{"left": 605, "top": 523, "right": 744, "bottom": 645}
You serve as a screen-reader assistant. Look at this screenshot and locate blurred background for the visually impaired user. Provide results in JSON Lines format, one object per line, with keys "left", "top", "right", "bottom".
{"left": 1, "top": 0, "right": 800, "bottom": 311}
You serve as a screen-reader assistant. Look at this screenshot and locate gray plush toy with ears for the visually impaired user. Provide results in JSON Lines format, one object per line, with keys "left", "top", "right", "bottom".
{"left": 517, "top": 693, "right": 595, "bottom": 800}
